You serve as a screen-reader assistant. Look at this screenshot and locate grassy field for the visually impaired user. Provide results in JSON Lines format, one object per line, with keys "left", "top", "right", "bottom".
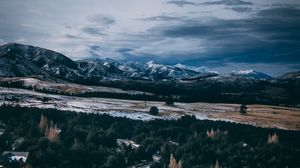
{"left": 1, "top": 86, "right": 300, "bottom": 130}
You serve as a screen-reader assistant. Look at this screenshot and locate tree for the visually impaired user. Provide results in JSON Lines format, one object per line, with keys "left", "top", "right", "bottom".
{"left": 168, "top": 154, "right": 182, "bottom": 168}
{"left": 165, "top": 96, "right": 174, "bottom": 106}
{"left": 39, "top": 114, "right": 47, "bottom": 130}
{"left": 214, "top": 159, "right": 220, "bottom": 168}
{"left": 150, "top": 106, "right": 159, "bottom": 115}
{"left": 267, "top": 133, "right": 279, "bottom": 144}
{"left": 143, "top": 92, "right": 147, "bottom": 107}
{"left": 240, "top": 104, "right": 247, "bottom": 115}
{"left": 46, "top": 122, "right": 59, "bottom": 142}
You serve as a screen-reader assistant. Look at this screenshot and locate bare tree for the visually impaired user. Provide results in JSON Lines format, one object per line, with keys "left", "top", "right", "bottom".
{"left": 240, "top": 104, "right": 247, "bottom": 115}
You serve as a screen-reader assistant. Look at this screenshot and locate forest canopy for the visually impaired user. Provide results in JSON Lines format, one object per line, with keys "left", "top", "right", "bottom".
{"left": 0, "top": 105, "right": 299, "bottom": 168}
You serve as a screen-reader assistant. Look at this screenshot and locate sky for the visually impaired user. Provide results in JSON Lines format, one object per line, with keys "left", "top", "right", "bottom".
{"left": 0, "top": 0, "right": 300, "bottom": 76}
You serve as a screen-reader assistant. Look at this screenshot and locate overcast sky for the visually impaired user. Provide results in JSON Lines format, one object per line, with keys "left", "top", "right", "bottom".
{"left": 1, "top": 0, "right": 300, "bottom": 76}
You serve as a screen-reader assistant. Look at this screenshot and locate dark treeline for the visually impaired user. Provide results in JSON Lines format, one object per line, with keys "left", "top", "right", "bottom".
{"left": 0, "top": 105, "right": 300, "bottom": 168}
{"left": 86, "top": 79, "right": 300, "bottom": 106}
{"left": 0, "top": 80, "right": 160, "bottom": 101}
{"left": 1, "top": 78, "right": 300, "bottom": 107}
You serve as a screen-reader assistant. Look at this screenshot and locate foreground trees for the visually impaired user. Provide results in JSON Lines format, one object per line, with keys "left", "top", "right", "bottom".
{"left": 0, "top": 105, "right": 299, "bottom": 168}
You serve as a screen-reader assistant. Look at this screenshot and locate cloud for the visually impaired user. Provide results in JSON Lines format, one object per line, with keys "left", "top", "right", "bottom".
{"left": 199, "top": 0, "right": 253, "bottom": 6}
{"left": 88, "top": 45, "right": 102, "bottom": 57}
{"left": 65, "top": 34, "right": 82, "bottom": 39}
{"left": 81, "top": 15, "right": 115, "bottom": 36}
{"left": 82, "top": 27, "right": 107, "bottom": 36}
{"left": 125, "top": 7, "right": 300, "bottom": 67}
{"left": 1, "top": 0, "right": 300, "bottom": 75}
{"left": 227, "top": 7, "right": 252, "bottom": 12}
{"left": 87, "top": 15, "right": 115, "bottom": 25}
{"left": 138, "top": 15, "right": 185, "bottom": 22}
{"left": 167, "top": 0, "right": 253, "bottom": 7}
{"left": 167, "top": 0, "right": 196, "bottom": 7}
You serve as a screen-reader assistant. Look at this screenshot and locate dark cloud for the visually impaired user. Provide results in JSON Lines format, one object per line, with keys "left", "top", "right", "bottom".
{"left": 257, "top": 7, "right": 300, "bottom": 18}
{"left": 200, "top": 0, "right": 253, "bottom": 6}
{"left": 82, "top": 27, "right": 106, "bottom": 36}
{"left": 228, "top": 7, "right": 252, "bottom": 12}
{"left": 166, "top": 0, "right": 196, "bottom": 7}
{"left": 270, "top": 3, "right": 300, "bottom": 8}
{"left": 138, "top": 15, "right": 185, "bottom": 22}
{"left": 89, "top": 45, "right": 101, "bottom": 51}
{"left": 88, "top": 45, "right": 103, "bottom": 57}
{"left": 65, "top": 34, "right": 81, "bottom": 39}
{"left": 1, "top": 0, "right": 300, "bottom": 75}
{"left": 87, "top": 15, "right": 115, "bottom": 25}
{"left": 118, "top": 48, "right": 133, "bottom": 53}
{"left": 167, "top": 0, "right": 252, "bottom": 7}
{"left": 136, "top": 7, "right": 300, "bottom": 66}
{"left": 81, "top": 15, "right": 115, "bottom": 36}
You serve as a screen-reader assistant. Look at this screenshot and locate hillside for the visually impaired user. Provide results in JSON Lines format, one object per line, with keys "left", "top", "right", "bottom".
{"left": 0, "top": 43, "right": 300, "bottom": 106}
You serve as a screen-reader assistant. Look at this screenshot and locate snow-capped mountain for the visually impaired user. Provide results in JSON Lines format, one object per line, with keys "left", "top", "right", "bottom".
{"left": 0, "top": 43, "right": 278, "bottom": 83}
{"left": 77, "top": 59, "right": 125, "bottom": 80}
{"left": 138, "top": 61, "right": 217, "bottom": 80}
{"left": 0, "top": 43, "right": 216, "bottom": 82}
{"left": 278, "top": 71, "right": 300, "bottom": 81}
{"left": 174, "top": 64, "right": 213, "bottom": 73}
{"left": 76, "top": 60, "right": 217, "bottom": 80}
{"left": 0, "top": 43, "right": 84, "bottom": 81}
{"left": 230, "top": 70, "right": 273, "bottom": 80}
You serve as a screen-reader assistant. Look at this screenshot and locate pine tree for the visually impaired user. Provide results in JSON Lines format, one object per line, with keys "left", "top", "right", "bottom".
{"left": 207, "top": 128, "right": 216, "bottom": 138}
{"left": 214, "top": 159, "right": 220, "bottom": 168}
{"left": 169, "top": 154, "right": 182, "bottom": 168}
{"left": 47, "top": 123, "right": 59, "bottom": 142}
{"left": 41, "top": 118, "right": 60, "bottom": 142}
{"left": 38, "top": 114, "right": 47, "bottom": 130}
{"left": 169, "top": 154, "right": 177, "bottom": 168}
{"left": 267, "top": 133, "right": 279, "bottom": 144}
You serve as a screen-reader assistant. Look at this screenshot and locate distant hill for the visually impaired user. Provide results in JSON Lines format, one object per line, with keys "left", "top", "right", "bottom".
{"left": 0, "top": 43, "right": 299, "bottom": 106}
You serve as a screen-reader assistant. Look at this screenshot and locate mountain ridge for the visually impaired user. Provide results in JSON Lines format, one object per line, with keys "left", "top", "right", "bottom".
{"left": 1, "top": 43, "right": 297, "bottom": 83}
{"left": 0, "top": 43, "right": 299, "bottom": 106}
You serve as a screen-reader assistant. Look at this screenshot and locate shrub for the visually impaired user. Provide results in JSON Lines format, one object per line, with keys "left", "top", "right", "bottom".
{"left": 150, "top": 106, "right": 159, "bottom": 115}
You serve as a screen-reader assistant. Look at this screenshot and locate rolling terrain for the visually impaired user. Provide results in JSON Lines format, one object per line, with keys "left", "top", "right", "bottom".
{"left": 1, "top": 43, "right": 299, "bottom": 106}
{"left": 0, "top": 43, "right": 299, "bottom": 131}
{"left": 0, "top": 86, "right": 299, "bottom": 130}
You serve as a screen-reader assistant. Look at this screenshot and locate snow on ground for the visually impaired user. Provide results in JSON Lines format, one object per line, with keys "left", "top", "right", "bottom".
{"left": 104, "top": 112, "right": 166, "bottom": 121}
{"left": 0, "top": 87, "right": 299, "bottom": 130}
{"left": 0, "top": 77, "right": 154, "bottom": 96}
{"left": 0, "top": 86, "right": 234, "bottom": 121}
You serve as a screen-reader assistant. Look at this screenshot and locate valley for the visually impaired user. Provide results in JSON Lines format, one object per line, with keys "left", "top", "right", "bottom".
{"left": 0, "top": 43, "right": 299, "bottom": 168}
{"left": 1, "top": 1, "right": 300, "bottom": 167}
{"left": 1, "top": 86, "right": 299, "bottom": 130}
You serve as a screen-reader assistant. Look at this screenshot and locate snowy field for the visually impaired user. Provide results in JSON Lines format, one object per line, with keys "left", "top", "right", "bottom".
{"left": 0, "top": 77, "right": 155, "bottom": 96}
{"left": 0, "top": 86, "right": 299, "bottom": 130}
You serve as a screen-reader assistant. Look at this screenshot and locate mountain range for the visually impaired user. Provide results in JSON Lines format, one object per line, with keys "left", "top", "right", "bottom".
{"left": 0, "top": 43, "right": 299, "bottom": 106}
{"left": 1, "top": 43, "right": 287, "bottom": 82}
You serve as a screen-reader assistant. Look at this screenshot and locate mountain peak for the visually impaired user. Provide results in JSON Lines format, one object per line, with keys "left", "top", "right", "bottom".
{"left": 235, "top": 69, "right": 256, "bottom": 75}
{"left": 279, "top": 71, "right": 300, "bottom": 80}
{"left": 0, "top": 43, "right": 281, "bottom": 82}
{"left": 231, "top": 69, "right": 272, "bottom": 80}
{"left": 146, "top": 60, "right": 158, "bottom": 67}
